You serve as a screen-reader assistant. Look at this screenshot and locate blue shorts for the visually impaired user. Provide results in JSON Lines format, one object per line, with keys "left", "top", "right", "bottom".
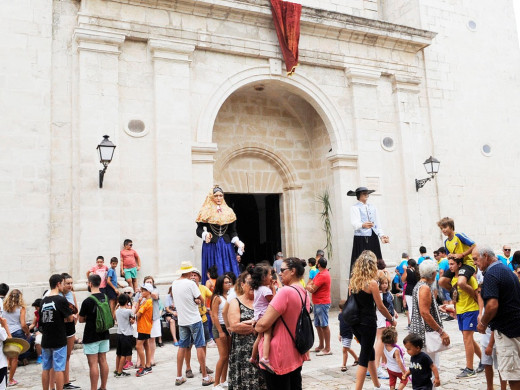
{"left": 42, "top": 345, "right": 67, "bottom": 371}
{"left": 457, "top": 310, "right": 479, "bottom": 331}
{"left": 314, "top": 303, "right": 330, "bottom": 327}
{"left": 83, "top": 339, "right": 110, "bottom": 355}
{"left": 179, "top": 321, "right": 205, "bottom": 349}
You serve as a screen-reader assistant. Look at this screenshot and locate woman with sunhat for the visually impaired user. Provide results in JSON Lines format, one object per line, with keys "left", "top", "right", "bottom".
{"left": 348, "top": 187, "right": 389, "bottom": 272}
{"left": 196, "top": 186, "right": 245, "bottom": 283}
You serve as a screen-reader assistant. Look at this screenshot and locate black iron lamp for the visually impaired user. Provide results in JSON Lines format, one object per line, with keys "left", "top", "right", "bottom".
{"left": 415, "top": 156, "right": 440, "bottom": 192}
{"left": 96, "top": 135, "right": 116, "bottom": 188}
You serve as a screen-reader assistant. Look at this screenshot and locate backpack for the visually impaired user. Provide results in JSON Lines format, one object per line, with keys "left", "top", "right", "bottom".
{"left": 280, "top": 286, "right": 314, "bottom": 354}
{"left": 89, "top": 294, "right": 114, "bottom": 333}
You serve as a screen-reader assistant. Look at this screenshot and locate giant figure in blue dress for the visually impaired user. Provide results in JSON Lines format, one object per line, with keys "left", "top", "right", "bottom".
{"left": 196, "top": 186, "right": 244, "bottom": 283}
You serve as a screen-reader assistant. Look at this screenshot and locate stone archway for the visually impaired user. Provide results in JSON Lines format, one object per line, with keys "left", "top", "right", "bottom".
{"left": 195, "top": 65, "right": 350, "bottom": 154}
{"left": 214, "top": 142, "right": 302, "bottom": 256}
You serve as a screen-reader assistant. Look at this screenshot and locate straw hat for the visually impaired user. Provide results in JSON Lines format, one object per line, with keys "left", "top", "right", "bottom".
{"left": 3, "top": 337, "right": 30, "bottom": 358}
{"left": 175, "top": 261, "right": 196, "bottom": 275}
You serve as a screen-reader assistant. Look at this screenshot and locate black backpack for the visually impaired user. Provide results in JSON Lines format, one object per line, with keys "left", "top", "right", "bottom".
{"left": 280, "top": 286, "right": 314, "bottom": 354}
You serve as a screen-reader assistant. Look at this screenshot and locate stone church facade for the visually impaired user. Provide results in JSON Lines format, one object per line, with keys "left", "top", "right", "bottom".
{"left": 2, "top": 0, "right": 520, "bottom": 302}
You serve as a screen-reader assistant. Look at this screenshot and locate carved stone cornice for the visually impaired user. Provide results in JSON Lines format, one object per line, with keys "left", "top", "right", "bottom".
{"left": 392, "top": 75, "right": 422, "bottom": 94}
{"left": 327, "top": 153, "right": 358, "bottom": 170}
{"left": 192, "top": 142, "right": 218, "bottom": 164}
{"left": 346, "top": 67, "right": 382, "bottom": 87}
{"left": 84, "top": 0, "right": 435, "bottom": 56}
{"left": 73, "top": 28, "right": 125, "bottom": 54}
{"left": 148, "top": 38, "right": 195, "bottom": 62}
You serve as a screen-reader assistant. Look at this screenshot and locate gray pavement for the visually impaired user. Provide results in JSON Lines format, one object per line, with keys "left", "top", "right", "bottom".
{"left": 11, "top": 310, "right": 494, "bottom": 389}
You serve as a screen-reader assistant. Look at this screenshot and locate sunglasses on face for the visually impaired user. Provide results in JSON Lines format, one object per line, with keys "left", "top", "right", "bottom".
{"left": 504, "top": 249, "right": 511, "bottom": 251}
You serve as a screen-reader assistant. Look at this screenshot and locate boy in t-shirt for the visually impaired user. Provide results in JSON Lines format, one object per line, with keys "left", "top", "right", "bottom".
{"left": 120, "top": 239, "right": 141, "bottom": 292}
{"left": 403, "top": 333, "right": 440, "bottom": 390}
{"left": 437, "top": 217, "right": 477, "bottom": 299}
{"left": 135, "top": 283, "right": 153, "bottom": 377}
{"left": 40, "top": 274, "right": 73, "bottom": 390}
{"left": 115, "top": 294, "right": 134, "bottom": 378}
{"left": 106, "top": 257, "right": 119, "bottom": 319}
{"left": 86, "top": 256, "right": 109, "bottom": 294}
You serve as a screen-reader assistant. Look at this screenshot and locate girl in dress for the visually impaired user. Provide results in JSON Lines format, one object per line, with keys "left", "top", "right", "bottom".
{"left": 249, "top": 264, "right": 276, "bottom": 373}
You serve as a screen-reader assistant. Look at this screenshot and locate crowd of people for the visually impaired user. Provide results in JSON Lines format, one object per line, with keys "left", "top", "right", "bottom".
{"left": 346, "top": 213, "right": 520, "bottom": 390}
{"left": 0, "top": 186, "right": 519, "bottom": 390}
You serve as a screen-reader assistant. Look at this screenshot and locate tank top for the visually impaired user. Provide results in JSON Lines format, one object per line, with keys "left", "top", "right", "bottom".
{"left": 354, "top": 290, "right": 376, "bottom": 326}
{"left": 383, "top": 345, "right": 405, "bottom": 373}
{"left": 4, "top": 307, "right": 22, "bottom": 333}
{"left": 216, "top": 295, "right": 226, "bottom": 324}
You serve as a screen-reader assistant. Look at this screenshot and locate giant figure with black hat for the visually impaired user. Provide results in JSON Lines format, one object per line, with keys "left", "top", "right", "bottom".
{"left": 348, "top": 187, "right": 389, "bottom": 272}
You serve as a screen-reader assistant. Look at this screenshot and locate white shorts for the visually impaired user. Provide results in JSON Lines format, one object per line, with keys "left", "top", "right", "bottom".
{"left": 376, "top": 310, "right": 386, "bottom": 329}
{"left": 35, "top": 333, "right": 42, "bottom": 345}
{"left": 405, "top": 295, "right": 414, "bottom": 320}
{"left": 150, "top": 318, "right": 161, "bottom": 338}
{"left": 494, "top": 331, "right": 520, "bottom": 381}
{"left": 480, "top": 328, "right": 498, "bottom": 368}
{"left": 341, "top": 337, "right": 352, "bottom": 348}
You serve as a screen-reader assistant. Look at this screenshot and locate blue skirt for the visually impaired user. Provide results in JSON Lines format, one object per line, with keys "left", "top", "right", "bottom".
{"left": 202, "top": 237, "right": 241, "bottom": 284}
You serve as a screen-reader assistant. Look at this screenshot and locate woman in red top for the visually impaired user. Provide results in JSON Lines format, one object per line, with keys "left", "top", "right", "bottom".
{"left": 255, "top": 257, "right": 310, "bottom": 390}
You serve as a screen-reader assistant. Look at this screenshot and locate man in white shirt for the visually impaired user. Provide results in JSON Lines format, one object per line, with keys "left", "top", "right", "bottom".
{"left": 348, "top": 187, "right": 389, "bottom": 272}
{"left": 171, "top": 262, "right": 214, "bottom": 387}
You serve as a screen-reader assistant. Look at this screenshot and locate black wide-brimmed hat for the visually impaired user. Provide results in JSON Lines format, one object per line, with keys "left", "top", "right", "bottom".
{"left": 347, "top": 187, "right": 375, "bottom": 196}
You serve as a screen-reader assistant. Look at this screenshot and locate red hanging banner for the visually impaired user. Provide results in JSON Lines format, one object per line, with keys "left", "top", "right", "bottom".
{"left": 269, "top": 0, "right": 302, "bottom": 75}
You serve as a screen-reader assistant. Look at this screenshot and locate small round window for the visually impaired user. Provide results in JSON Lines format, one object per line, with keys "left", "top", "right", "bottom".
{"left": 381, "top": 136, "right": 395, "bottom": 151}
{"left": 124, "top": 119, "right": 149, "bottom": 138}
{"left": 467, "top": 20, "right": 477, "bottom": 31}
{"left": 481, "top": 144, "right": 492, "bottom": 156}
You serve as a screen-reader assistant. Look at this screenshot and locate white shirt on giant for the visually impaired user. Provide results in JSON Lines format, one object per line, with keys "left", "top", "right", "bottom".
{"left": 171, "top": 278, "right": 202, "bottom": 326}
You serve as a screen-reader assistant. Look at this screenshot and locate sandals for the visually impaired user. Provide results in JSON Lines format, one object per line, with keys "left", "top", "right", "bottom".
{"left": 352, "top": 361, "right": 359, "bottom": 366}
{"left": 259, "top": 358, "right": 275, "bottom": 375}
{"left": 340, "top": 366, "right": 347, "bottom": 372}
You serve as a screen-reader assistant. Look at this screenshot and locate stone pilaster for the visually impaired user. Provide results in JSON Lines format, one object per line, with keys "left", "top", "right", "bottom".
{"left": 327, "top": 153, "right": 358, "bottom": 302}
{"left": 149, "top": 39, "right": 195, "bottom": 282}
{"left": 73, "top": 28, "right": 125, "bottom": 285}
{"left": 191, "top": 142, "right": 218, "bottom": 265}
{"left": 391, "top": 75, "right": 429, "bottom": 253}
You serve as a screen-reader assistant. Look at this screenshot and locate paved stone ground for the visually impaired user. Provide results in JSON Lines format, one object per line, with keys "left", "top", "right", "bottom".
{"left": 11, "top": 310, "right": 495, "bottom": 389}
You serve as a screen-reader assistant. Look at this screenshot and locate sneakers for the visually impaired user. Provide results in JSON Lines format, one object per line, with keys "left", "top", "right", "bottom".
{"left": 144, "top": 366, "right": 152, "bottom": 375}
{"left": 175, "top": 377, "right": 187, "bottom": 386}
{"left": 136, "top": 367, "right": 148, "bottom": 377}
{"left": 207, "top": 339, "right": 217, "bottom": 348}
{"left": 7, "top": 379, "right": 18, "bottom": 387}
{"left": 201, "top": 376, "right": 215, "bottom": 386}
{"left": 377, "top": 367, "right": 389, "bottom": 380}
{"left": 114, "top": 371, "right": 131, "bottom": 378}
{"left": 123, "top": 361, "right": 134, "bottom": 370}
{"left": 36, "top": 356, "right": 42, "bottom": 364}
{"left": 185, "top": 369, "right": 194, "bottom": 378}
{"left": 374, "top": 385, "right": 390, "bottom": 390}
{"left": 221, "top": 381, "right": 228, "bottom": 388}
{"left": 63, "top": 383, "right": 81, "bottom": 389}
{"left": 456, "top": 368, "right": 476, "bottom": 378}
{"left": 476, "top": 362, "right": 485, "bottom": 373}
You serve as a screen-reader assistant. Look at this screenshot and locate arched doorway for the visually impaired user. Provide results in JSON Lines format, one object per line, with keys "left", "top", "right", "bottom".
{"left": 212, "top": 81, "right": 333, "bottom": 262}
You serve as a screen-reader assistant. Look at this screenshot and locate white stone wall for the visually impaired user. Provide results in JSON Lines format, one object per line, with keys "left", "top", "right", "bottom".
{"left": 0, "top": 0, "right": 53, "bottom": 295}
{"left": 2, "top": 0, "right": 520, "bottom": 305}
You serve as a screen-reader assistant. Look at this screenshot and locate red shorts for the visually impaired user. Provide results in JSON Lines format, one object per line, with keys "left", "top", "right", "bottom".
{"left": 388, "top": 368, "right": 408, "bottom": 388}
